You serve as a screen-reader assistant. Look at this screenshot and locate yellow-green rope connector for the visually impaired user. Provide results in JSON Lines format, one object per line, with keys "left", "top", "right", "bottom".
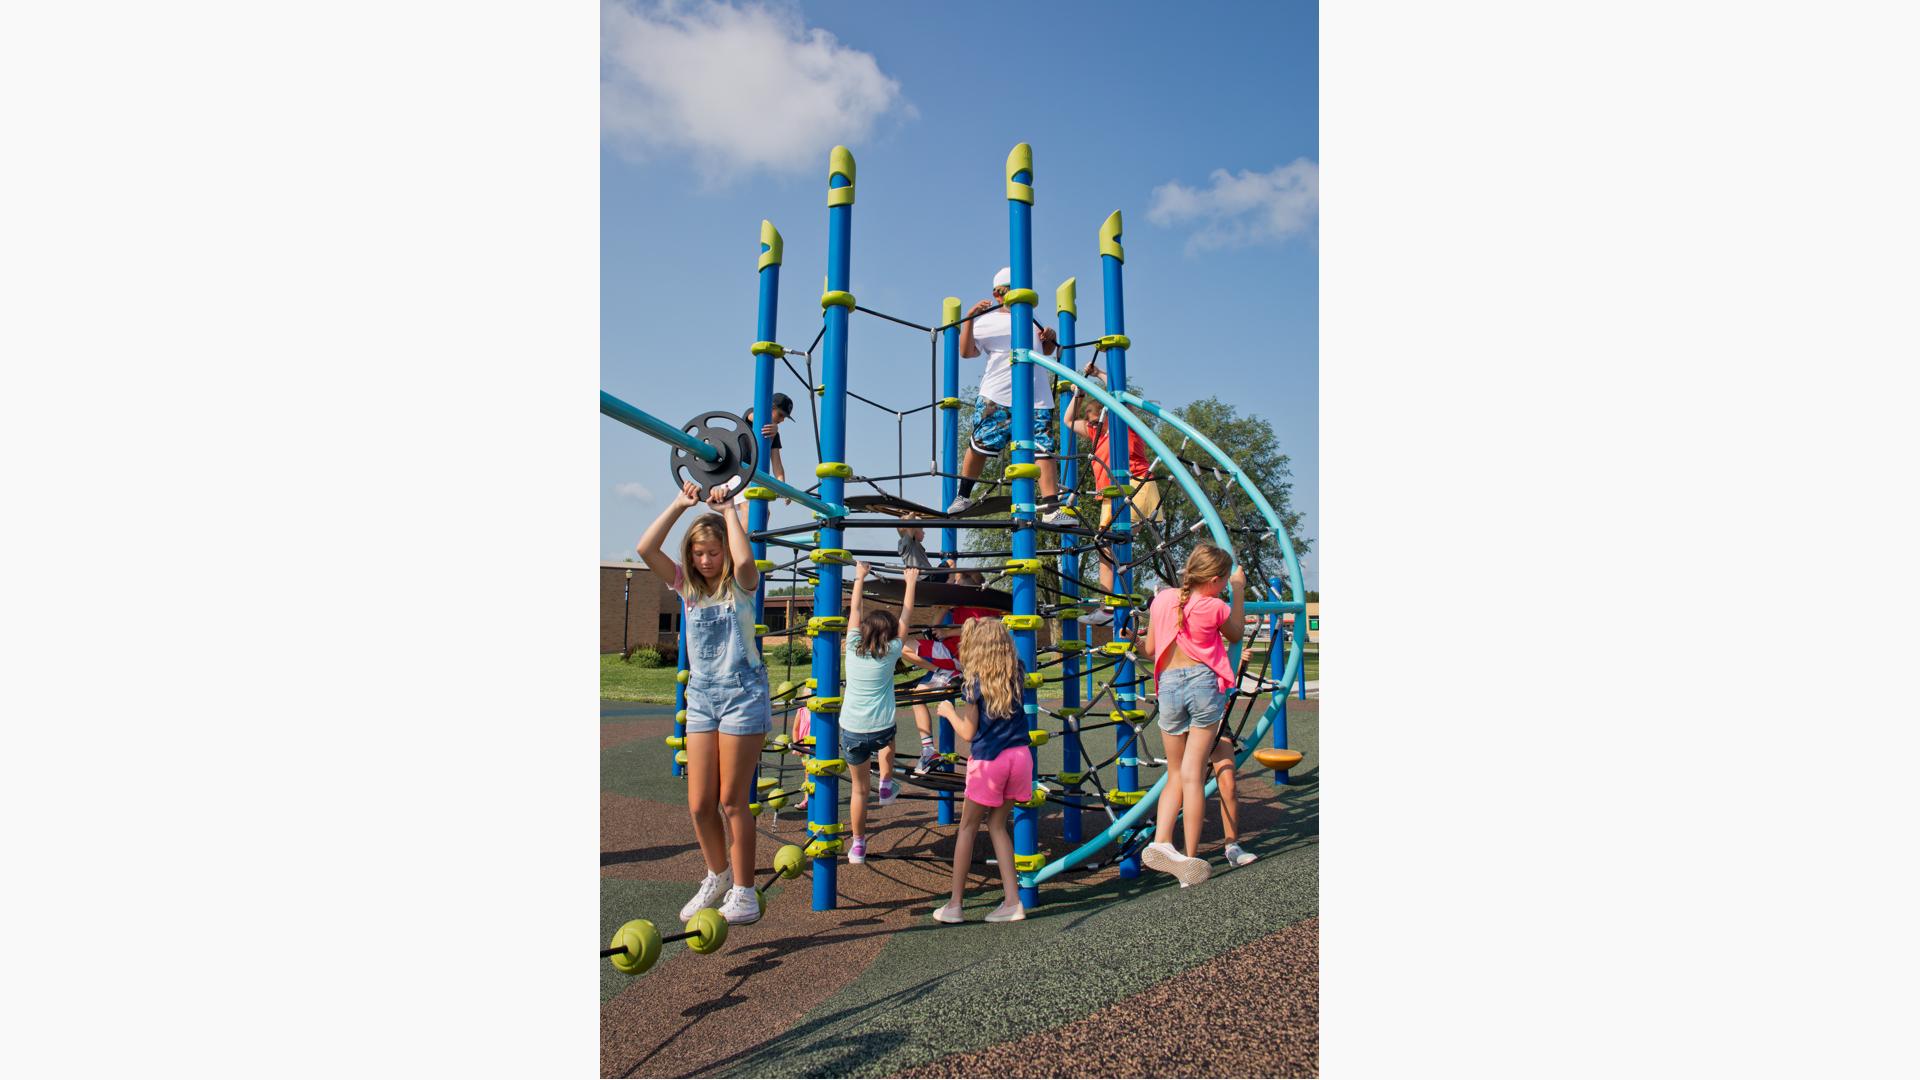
{"left": 1053, "top": 607, "right": 1088, "bottom": 621}
{"left": 937, "top": 397, "right": 963, "bottom": 410}
{"left": 753, "top": 624, "right": 770, "bottom": 636}
{"left": 809, "top": 549, "right": 853, "bottom": 566}
{"left": 804, "top": 838, "right": 844, "bottom": 859}
{"left": 1053, "top": 706, "right": 1085, "bottom": 718}
{"left": 1056, "top": 770, "right": 1085, "bottom": 785}
{"left": 805, "top": 757, "right": 848, "bottom": 776}
{"left": 753, "top": 558, "right": 776, "bottom": 572}
{"left": 1102, "top": 594, "right": 1135, "bottom": 609}
{"left": 1004, "top": 558, "right": 1041, "bottom": 575}
{"left": 808, "top": 697, "right": 844, "bottom": 714}
{"left": 1028, "top": 729, "right": 1051, "bottom": 747}
{"left": 756, "top": 777, "right": 778, "bottom": 791}
{"left": 750, "top": 341, "right": 785, "bottom": 357}
{"left": 1016, "top": 786, "right": 1050, "bottom": 810}
{"left": 1000, "top": 287, "right": 1038, "bottom": 309}
{"left": 1012, "top": 851, "right": 1048, "bottom": 872}
{"left": 1002, "top": 614, "right": 1043, "bottom": 630}
{"left": 815, "top": 461, "right": 853, "bottom": 479}
{"left": 821, "top": 289, "right": 856, "bottom": 311}
{"left": 1101, "top": 640, "right": 1131, "bottom": 656}
{"left": 1024, "top": 672, "right": 1046, "bottom": 689}
{"left": 1095, "top": 333, "right": 1131, "bottom": 352}
{"left": 1053, "top": 639, "right": 1086, "bottom": 654}
{"left": 1105, "top": 788, "right": 1146, "bottom": 806}
{"left": 1004, "top": 462, "right": 1041, "bottom": 480}
{"left": 807, "top": 615, "right": 847, "bottom": 635}
{"left": 743, "top": 486, "right": 777, "bottom": 501}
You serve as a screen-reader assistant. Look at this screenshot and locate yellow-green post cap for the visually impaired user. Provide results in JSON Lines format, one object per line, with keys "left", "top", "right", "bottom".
{"left": 1100, "top": 210, "right": 1124, "bottom": 262}
{"left": 828, "top": 146, "right": 856, "bottom": 207}
{"left": 1056, "top": 277, "right": 1076, "bottom": 316}
{"left": 1006, "top": 142, "right": 1034, "bottom": 204}
{"left": 943, "top": 296, "right": 961, "bottom": 325}
{"left": 758, "top": 220, "right": 783, "bottom": 270}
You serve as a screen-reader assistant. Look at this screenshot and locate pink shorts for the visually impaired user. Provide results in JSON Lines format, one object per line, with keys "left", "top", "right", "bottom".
{"left": 964, "top": 746, "right": 1034, "bottom": 807}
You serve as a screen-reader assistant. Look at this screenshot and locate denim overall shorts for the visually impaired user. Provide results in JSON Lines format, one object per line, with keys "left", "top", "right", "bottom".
{"left": 682, "top": 587, "right": 772, "bottom": 737}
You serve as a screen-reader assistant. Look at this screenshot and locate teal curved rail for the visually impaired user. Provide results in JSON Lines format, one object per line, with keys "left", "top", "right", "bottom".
{"left": 1013, "top": 351, "right": 1246, "bottom": 885}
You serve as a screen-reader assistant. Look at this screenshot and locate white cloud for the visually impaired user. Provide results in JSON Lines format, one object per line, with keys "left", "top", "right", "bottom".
{"left": 1146, "top": 158, "right": 1319, "bottom": 254}
{"left": 602, "top": 1, "right": 912, "bottom": 182}
{"left": 614, "top": 481, "right": 655, "bottom": 502}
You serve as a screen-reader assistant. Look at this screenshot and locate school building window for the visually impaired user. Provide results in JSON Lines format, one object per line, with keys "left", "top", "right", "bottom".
{"left": 657, "top": 612, "right": 678, "bottom": 633}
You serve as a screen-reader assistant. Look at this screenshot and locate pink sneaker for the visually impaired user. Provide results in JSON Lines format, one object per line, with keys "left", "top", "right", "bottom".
{"left": 847, "top": 836, "right": 867, "bottom": 864}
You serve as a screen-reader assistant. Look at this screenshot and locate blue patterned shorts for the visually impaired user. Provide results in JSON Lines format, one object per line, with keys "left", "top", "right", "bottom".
{"left": 970, "top": 399, "right": 1057, "bottom": 456}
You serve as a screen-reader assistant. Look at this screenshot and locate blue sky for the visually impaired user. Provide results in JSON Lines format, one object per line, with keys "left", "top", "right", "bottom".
{"left": 601, "top": 0, "right": 1318, "bottom": 587}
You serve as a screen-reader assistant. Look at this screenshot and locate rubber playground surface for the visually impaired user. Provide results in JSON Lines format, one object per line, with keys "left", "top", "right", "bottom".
{"left": 601, "top": 696, "right": 1319, "bottom": 1078}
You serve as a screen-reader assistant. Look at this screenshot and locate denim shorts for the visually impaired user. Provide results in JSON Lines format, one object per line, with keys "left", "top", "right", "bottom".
{"left": 970, "top": 400, "right": 1057, "bottom": 456}
{"left": 841, "top": 726, "right": 896, "bottom": 766}
{"left": 1156, "top": 664, "right": 1226, "bottom": 735}
{"left": 684, "top": 668, "right": 772, "bottom": 736}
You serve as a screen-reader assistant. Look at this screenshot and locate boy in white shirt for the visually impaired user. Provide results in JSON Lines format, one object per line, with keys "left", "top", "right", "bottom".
{"left": 952, "top": 267, "right": 1071, "bottom": 525}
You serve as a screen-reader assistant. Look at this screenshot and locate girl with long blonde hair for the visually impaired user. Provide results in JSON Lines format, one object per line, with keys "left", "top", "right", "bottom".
{"left": 635, "top": 480, "right": 771, "bottom": 926}
{"left": 929, "top": 617, "right": 1032, "bottom": 924}
{"left": 1140, "top": 542, "right": 1247, "bottom": 886}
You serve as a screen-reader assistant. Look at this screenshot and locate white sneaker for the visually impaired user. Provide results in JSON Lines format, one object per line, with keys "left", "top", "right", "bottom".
{"left": 717, "top": 884, "right": 761, "bottom": 925}
{"left": 1081, "top": 609, "right": 1113, "bottom": 626}
{"left": 1041, "top": 508, "right": 1075, "bottom": 526}
{"left": 946, "top": 495, "right": 974, "bottom": 515}
{"left": 875, "top": 779, "right": 897, "bottom": 806}
{"left": 1225, "top": 843, "right": 1258, "bottom": 868}
{"left": 679, "top": 870, "right": 728, "bottom": 920}
{"left": 931, "top": 903, "right": 965, "bottom": 924}
{"left": 1141, "top": 841, "right": 1212, "bottom": 886}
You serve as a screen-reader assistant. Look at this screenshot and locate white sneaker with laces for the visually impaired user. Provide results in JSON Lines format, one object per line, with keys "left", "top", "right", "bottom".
{"left": 1225, "top": 842, "right": 1258, "bottom": 868}
{"left": 679, "top": 871, "right": 728, "bottom": 921}
{"left": 1082, "top": 609, "right": 1113, "bottom": 626}
{"left": 718, "top": 884, "right": 761, "bottom": 925}
{"left": 946, "top": 495, "right": 975, "bottom": 515}
{"left": 1041, "top": 508, "right": 1075, "bottom": 526}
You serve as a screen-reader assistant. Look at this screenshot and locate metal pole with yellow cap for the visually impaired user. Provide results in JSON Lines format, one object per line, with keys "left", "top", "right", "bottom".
{"left": 748, "top": 221, "right": 783, "bottom": 630}
{"left": 1099, "top": 209, "right": 1143, "bottom": 881}
{"left": 807, "top": 146, "right": 857, "bottom": 910}
{"left": 937, "top": 294, "right": 961, "bottom": 826}
{"left": 1003, "top": 142, "right": 1043, "bottom": 909}
{"left": 1055, "top": 276, "right": 1084, "bottom": 848}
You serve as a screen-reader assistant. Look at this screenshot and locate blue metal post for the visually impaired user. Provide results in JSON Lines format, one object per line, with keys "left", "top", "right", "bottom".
{"left": 749, "top": 221, "right": 782, "bottom": 630}
{"left": 809, "top": 146, "right": 856, "bottom": 910}
{"left": 1055, "top": 277, "right": 1082, "bottom": 847}
{"left": 1006, "top": 143, "right": 1041, "bottom": 909}
{"left": 937, "top": 297, "right": 960, "bottom": 826}
{"left": 749, "top": 222, "right": 781, "bottom": 796}
{"left": 1268, "top": 574, "right": 1291, "bottom": 784}
{"left": 1099, "top": 210, "right": 1141, "bottom": 879}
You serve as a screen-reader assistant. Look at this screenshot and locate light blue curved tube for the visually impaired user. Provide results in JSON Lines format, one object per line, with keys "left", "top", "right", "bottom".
{"left": 1011, "top": 356, "right": 1305, "bottom": 885}
{"left": 1011, "top": 350, "right": 1242, "bottom": 885}
{"left": 1122, "top": 392, "right": 1309, "bottom": 785}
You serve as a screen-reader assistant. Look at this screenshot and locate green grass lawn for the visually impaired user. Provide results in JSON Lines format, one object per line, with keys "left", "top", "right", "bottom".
{"left": 602, "top": 647, "right": 1318, "bottom": 703}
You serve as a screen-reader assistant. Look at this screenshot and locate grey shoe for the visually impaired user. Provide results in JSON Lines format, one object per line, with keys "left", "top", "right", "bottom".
{"left": 946, "top": 495, "right": 974, "bottom": 515}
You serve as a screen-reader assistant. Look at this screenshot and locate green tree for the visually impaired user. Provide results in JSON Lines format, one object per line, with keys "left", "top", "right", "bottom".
{"left": 1140, "top": 395, "right": 1311, "bottom": 597}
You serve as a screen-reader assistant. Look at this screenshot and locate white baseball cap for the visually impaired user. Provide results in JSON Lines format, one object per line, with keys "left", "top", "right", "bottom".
{"left": 992, "top": 267, "right": 1011, "bottom": 289}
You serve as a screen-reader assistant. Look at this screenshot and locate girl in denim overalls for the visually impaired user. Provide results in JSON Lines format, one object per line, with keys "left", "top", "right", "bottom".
{"left": 637, "top": 481, "right": 772, "bottom": 925}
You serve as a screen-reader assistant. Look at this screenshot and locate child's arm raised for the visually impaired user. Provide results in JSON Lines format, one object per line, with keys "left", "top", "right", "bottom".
{"left": 707, "top": 485, "right": 758, "bottom": 593}
{"left": 1222, "top": 565, "right": 1249, "bottom": 644}
{"left": 899, "top": 566, "right": 919, "bottom": 643}
{"left": 635, "top": 481, "right": 703, "bottom": 583}
{"left": 848, "top": 561, "right": 870, "bottom": 630}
